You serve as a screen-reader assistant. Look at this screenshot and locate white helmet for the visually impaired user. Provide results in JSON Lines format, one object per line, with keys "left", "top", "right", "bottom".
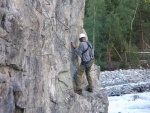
{"left": 79, "top": 33, "right": 86, "bottom": 39}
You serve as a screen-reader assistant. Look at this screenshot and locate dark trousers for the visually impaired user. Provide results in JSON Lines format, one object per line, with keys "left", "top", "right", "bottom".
{"left": 74, "top": 60, "right": 94, "bottom": 90}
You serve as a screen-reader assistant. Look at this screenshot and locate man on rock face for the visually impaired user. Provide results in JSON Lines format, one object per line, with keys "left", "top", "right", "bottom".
{"left": 71, "top": 33, "right": 94, "bottom": 95}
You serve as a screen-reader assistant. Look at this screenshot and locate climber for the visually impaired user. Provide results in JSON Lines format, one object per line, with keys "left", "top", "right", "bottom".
{"left": 71, "top": 33, "right": 94, "bottom": 95}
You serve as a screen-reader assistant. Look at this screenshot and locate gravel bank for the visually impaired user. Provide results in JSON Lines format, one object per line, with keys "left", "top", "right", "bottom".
{"left": 99, "top": 69, "right": 150, "bottom": 96}
{"left": 100, "top": 69, "right": 150, "bottom": 87}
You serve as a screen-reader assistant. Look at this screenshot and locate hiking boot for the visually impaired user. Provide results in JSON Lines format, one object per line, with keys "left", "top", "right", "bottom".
{"left": 75, "top": 89, "right": 82, "bottom": 96}
{"left": 86, "top": 88, "right": 93, "bottom": 93}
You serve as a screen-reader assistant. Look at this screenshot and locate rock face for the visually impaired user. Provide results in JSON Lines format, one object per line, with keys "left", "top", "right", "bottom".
{"left": 0, "top": 0, "right": 108, "bottom": 113}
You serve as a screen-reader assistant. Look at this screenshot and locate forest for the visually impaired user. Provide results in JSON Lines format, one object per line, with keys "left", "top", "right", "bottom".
{"left": 84, "top": 0, "right": 150, "bottom": 70}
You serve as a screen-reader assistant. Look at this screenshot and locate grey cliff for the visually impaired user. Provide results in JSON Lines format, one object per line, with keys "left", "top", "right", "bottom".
{"left": 0, "top": 0, "right": 108, "bottom": 113}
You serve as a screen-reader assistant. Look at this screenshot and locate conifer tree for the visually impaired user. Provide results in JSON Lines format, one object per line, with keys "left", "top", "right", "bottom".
{"left": 84, "top": 0, "right": 150, "bottom": 70}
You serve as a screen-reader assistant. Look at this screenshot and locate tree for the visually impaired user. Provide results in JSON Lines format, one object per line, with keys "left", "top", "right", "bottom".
{"left": 84, "top": 0, "right": 150, "bottom": 70}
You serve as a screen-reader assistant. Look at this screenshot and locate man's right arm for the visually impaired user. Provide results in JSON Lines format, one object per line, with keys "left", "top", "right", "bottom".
{"left": 75, "top": 43, "right": 84, "bottom": 56}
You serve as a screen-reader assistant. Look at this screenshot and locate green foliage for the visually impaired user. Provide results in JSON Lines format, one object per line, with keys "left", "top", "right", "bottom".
{"left": 84, "top": 0, "right": 150, "bottom": 70}
{"left": 119, "top": 62, "right": 128, "bottom": 69}
{"left": 3, "top": 12, "right": 6, "bottom": 17}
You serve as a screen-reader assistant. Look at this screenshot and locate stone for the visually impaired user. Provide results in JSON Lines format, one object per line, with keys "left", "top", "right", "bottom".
{"left": 100, "top": 69, "right": 150, "bottom": 96}
{"left": 0, "top": 0, "right": 108, "bottom": 113}
{"left": 0, "top": 27, "right": 7, "bottom": 37}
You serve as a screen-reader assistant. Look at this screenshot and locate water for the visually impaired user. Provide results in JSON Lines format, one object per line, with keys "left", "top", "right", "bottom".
{"left": 108, "top": 92, "right": 150, "bottom": 113}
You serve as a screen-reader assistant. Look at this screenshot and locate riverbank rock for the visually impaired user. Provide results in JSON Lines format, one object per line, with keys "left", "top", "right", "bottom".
{"left": 100, "top": 69, "right": 150, "bottom": 96}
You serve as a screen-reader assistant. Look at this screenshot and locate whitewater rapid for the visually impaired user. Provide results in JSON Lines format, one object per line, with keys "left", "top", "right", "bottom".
{"left": 99, "top": 69, "right": 150, "bottom": 113}
{"left": 108, "top": 92, "right": 150, "bottom": 113}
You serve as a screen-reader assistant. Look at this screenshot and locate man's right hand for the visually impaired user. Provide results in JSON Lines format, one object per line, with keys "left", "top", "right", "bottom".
{"left": 71, "top": 42, "right": 76, "bottom": 49}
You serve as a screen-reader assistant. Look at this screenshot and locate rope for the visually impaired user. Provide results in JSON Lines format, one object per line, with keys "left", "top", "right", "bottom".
{"left": 54, "top": 17, "right": 70, "bottom": 30}
{"left": 53, "top": 29, "right": 73, "bottom": 54}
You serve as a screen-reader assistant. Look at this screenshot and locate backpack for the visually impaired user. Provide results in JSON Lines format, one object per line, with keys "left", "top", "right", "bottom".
{"left": 82, "top": 41, "right": 94, "bottom": 60}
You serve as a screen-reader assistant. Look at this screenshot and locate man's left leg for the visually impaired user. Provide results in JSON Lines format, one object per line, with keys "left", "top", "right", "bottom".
{"left": 74, "top": 64, "right": 85, "bottom": 95}
{"left": 85, "top": 60, "right": 94, "bottom": 92}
